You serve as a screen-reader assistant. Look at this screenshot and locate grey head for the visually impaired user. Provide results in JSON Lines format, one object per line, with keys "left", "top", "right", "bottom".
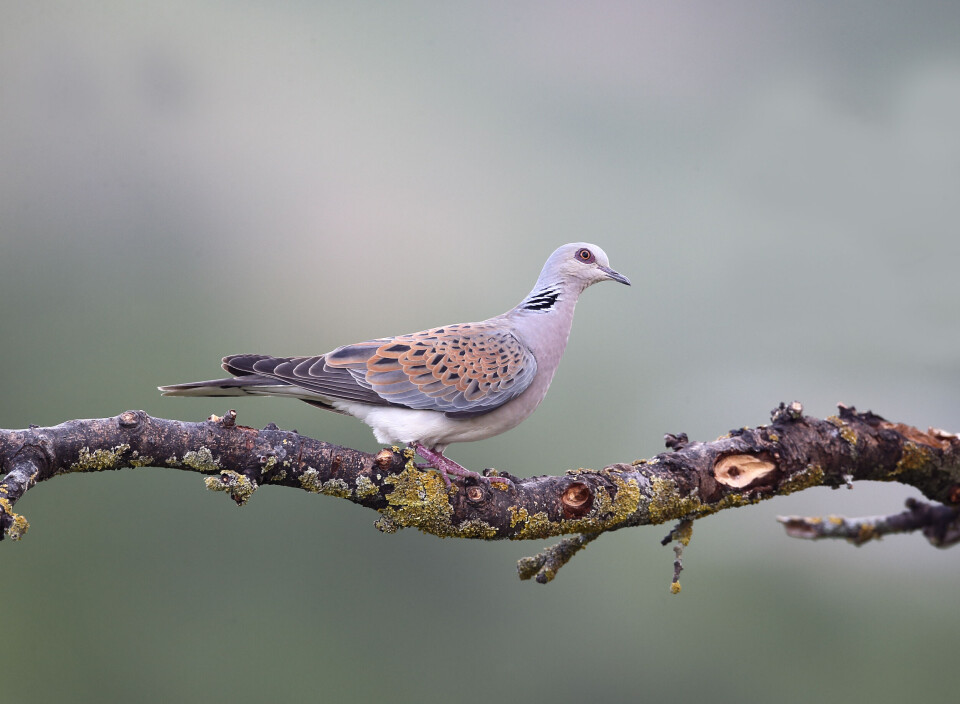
{"left": 516, "top": 242, "right": 630, "bottom": 313}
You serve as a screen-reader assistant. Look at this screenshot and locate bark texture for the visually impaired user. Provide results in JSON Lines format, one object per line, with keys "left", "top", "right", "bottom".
{"left": 3, "top": 403, "right": 959, "bottom": 582}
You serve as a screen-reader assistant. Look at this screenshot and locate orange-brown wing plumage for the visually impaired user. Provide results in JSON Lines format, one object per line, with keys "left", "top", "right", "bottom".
{"left": 220, "top": 322, "right": 537, "bottom": 417}
{"left": 326, "top": 321, "right": 537, "bottom": 416}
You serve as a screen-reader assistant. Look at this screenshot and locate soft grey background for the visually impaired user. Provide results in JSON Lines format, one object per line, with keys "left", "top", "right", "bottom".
{"left": 2, "top": 2, "right": 959, "bottom": 702}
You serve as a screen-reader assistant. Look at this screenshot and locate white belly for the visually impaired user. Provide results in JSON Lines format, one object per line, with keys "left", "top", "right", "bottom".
{"left": 331, "top": 353, "right": 558, "bottom": 450}
{"left": 331, "top": 400, "right": 516, "bottom": 451}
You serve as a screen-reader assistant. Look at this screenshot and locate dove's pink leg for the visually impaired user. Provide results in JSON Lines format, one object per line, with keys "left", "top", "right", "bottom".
{"left": 412, "top": 443, "right": 511, "bottom": 487}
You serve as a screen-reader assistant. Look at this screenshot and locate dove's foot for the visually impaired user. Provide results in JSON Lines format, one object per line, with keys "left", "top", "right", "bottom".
{"left": 412, "top": 443, "right": 511, "bottom": 488}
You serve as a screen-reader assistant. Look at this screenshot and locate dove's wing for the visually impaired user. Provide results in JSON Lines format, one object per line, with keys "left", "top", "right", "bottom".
{"left": 221, "top": 320, "right": 537, "bottom": 418}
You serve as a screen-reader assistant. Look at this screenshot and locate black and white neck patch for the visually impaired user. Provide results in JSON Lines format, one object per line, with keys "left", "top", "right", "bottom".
{"left": 522, "top": 286, "right": 561, "bottom": 312}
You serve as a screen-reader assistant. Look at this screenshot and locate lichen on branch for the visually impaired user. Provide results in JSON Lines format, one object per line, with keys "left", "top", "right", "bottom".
{"left": 2, "top": 403, "right": 959, "bottom": 584}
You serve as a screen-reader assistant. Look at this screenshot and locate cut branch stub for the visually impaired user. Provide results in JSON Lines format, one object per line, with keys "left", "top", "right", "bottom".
{"left": 561, "top": 482, "right": 593, "bottom": 517}
{"left": 713, "top": 454, "right": 778, "bottom": 489}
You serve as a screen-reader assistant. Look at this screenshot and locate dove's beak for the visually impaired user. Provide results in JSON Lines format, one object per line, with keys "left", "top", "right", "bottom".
{"left": 599, "top": 265, "right": 631, "bottom": 286}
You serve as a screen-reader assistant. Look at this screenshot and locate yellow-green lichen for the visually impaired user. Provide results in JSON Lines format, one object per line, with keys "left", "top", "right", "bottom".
{"left": 374, "top": 515, "right": 398, "bottom": 533}
{"left": 298, "top": 469, "right": 354, "bottom": 497}
{"left": 453, "top": 519, "right": 499, "bottom": 539}
{"left": 892, "top": 441, "right": 933, "bottom": 477}
{"left": 562, "top": 474, "right": 642, "bottom": 535}
{"left": 509, "top": 505, "right": 528, "bottom": 529}
{"left": 670, "top": 581, "right": 681, "bottom": 595}
{"left": 320, "top": 478, "right": 351, "bottom": 498}
{"left": 262, "top": 456, "right": 278, "bottom": 472}
{"left": 856, "top": 523, "right": 877, "bottom": 544}
{"left": 537, "top": 566, "right": 558, "bottom": 583}
{"left": 380, "top": 460, "right": 458, "bottom": 538}
{"left": 516, "top": 554, "right": 542, "bottom": 579}
{"left": 646, "top": 475, "right": 762, "bottom": 525}
{"left": 354, "top": 475, "right": 379, "bottom": 499}
{"left": 827, "top": 415, "right": 858, "bottom": 449}
{"left": 780, "top": 464, "right": 825, "bottom": 495}
{"left": 507, "top": 473, "right": 642, "bottom": 540}
{"left": 768, "top": 433, "right": 780, "bottom": 443}
{"left": 612, "top": 474, "right": 642, "bottom": 508}
{"left": 299, "top": 468, "right": 325, "bottom": 493}
{"left": 509, "top": 506, "right": 553, "bottom": 540}
{"left": 271, "top": 470, "right": 288, "bottom": 483}
{"left": 378, "top": 461, "right": 455, "bottom": 537}
{"left": 8, "top": 512, "right": 29, "bottom": 540}
{"left": 673, "top": 519, "right": 694, "bottom": 546}
{"left": 182, "top": 447, "right": 219, "bottom": 473}
{"left": 490, "top": 474, "right": 510, "bottom": 490}
{"left": 647, "top": 476, "right": 703, "bottom": 525}
{"left": 713, "top": 493, "right": 755, "bottom": 511}
{"left": 70, "top": 444, "right": 130, "bottom": 472}
{"left": 204, "top": 470, "right": 257, "bottom": 505}
{"left": 828, "top": 515, "right": 844, "bottom": 525}
{"left": 128, "top": 451, "right": 155, "bottom": 468}
{"left": 1, "top": 497, "right": 29, "bottom": 541}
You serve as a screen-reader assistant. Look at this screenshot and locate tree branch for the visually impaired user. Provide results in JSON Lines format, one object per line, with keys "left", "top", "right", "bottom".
{"left": 3, "top": 403, "right": 959, "bottom": 585}
{"left": 778, "top": 498, "right": 960, "bottom": 547}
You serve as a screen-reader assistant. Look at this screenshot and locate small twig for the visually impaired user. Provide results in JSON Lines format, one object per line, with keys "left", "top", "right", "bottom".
{"left": 671, "top": 545, "right": 684, "bottom": 594}
{"left": 664, "top": 432, "right": 689, "bottom": 451}
{"left": 517, "top": 533, "right": 600, "bottom": 583}
{"left": 778, "top": 498, "right": 960, "bottom": 547}
{"left": 662, "top": 519, "right": 694, "bottom": 594}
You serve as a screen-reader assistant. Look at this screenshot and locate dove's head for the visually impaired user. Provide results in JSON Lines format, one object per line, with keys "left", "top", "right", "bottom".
{"left": 540, "top": 242, "right": 631, "bottom": 292}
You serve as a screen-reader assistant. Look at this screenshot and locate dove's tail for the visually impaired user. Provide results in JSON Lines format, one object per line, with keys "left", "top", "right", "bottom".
{"left": 158, "top": 376, "right": 281, "bottom": 397}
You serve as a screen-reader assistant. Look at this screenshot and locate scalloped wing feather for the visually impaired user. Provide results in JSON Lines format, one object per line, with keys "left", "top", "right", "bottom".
{"left": 326, "top": 322, "right": 537, "bottom": 416}
{"left": 225, "top": 322, "right": 538, "bottom": 417}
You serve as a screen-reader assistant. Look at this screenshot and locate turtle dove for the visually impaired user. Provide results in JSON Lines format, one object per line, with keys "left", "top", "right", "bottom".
{"left": 159, "top": 243, "right": 630, "bottom": 486}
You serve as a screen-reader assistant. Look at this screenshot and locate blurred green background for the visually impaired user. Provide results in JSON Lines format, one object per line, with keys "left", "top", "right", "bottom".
{"left": 2, "top": 2, "right": 959, "bottom": 702}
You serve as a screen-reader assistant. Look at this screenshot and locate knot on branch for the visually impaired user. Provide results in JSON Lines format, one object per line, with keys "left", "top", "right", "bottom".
{"left": 771, "top": 401, "right": 804, "bottom": 423}
{"left": 117, "top": 409, "right": 148, "bottom": 430}
{"left": 907, "top": 498, "right": 960, "bottom": 548}
{"left": 664, "top": 432, "right": 689, "bottom": 451}
{"left": 207, "top": 410, "right": 237, "bottom": 428}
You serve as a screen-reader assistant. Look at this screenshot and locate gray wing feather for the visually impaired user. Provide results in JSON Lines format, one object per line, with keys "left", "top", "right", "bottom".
{"left": 222, "top": 354, "right": 390, "bottom": 406}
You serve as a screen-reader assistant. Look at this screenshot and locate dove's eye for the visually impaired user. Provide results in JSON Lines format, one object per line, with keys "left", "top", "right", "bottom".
{"left": 576, "top": 248, "right": 594, "bottom": 263}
